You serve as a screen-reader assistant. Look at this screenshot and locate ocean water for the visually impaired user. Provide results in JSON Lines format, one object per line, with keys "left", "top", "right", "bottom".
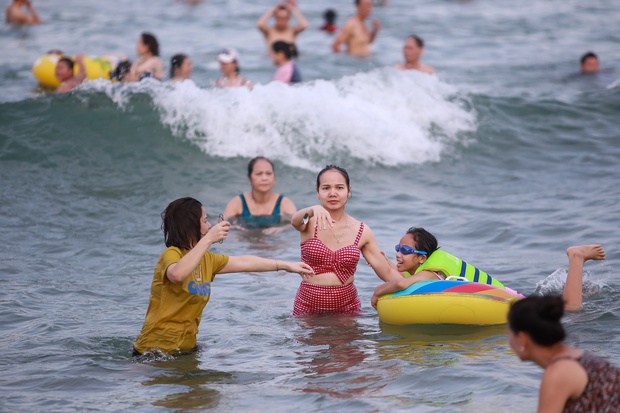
{"left": 1, "top": 0, "right": 619, "bottom": 412}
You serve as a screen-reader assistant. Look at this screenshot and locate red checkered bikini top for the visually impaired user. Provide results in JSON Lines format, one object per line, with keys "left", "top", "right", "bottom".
{"left": 300, "top": 222, "right": 365, "bottom": 284}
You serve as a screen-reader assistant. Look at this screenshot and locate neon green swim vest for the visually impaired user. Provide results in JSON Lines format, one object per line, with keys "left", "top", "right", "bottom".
{"left": 404, "top": 249, "right": 505, "bottom": 288}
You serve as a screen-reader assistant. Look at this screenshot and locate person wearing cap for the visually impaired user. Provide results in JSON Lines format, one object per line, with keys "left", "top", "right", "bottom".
{"left": 393, "top": 35, "right": 435, "bottom": 75}
{"left": 271, "top": 41, "right": 301, "bottom": 84}
{"left": 212, "top": 48, "right": 252, "bottom": 88}
{"left": 256, "top": 0, "right": 308, "bottom": 56}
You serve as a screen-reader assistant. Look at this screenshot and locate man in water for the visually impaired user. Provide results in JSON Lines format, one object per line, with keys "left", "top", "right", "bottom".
{"left": 332, "top": 0, "right": 380, "bottom": 57}
{"left": 580, "top": 52, "right": 600, "bottom": 74}
{"left": 5, "top": 0, "right": 40, "bottom": 25}
{"left": 393, "top": 35, "right": 436, "bottom": 75}
{"left": 55, "top": 54, "right": 86, "bottom": 94}
{"left": 257, "top": 1, "right": 308, "bottom": 55}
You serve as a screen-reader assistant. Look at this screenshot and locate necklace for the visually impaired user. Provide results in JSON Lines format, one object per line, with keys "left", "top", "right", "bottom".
{"left": 329, "top": 215, "right": 348, "bottom": 243}
{"left": 193, "top": 264, "right": 202, "bottom": 283}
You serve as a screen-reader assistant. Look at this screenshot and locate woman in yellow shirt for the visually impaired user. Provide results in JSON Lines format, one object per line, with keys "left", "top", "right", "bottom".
{"left": 133, "top": 197, "right": 313, "bottom": 356}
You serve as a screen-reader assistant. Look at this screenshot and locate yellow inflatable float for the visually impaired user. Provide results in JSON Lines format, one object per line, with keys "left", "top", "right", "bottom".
{"left": 377, "top": 277, "right": 523, "bottom": 326}
{"left": 32, "top": 54, "right": 120, "bottom": 89}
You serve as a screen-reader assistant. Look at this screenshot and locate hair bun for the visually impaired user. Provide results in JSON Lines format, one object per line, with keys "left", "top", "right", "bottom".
{"left": 537, "top": 295, "right": 564, "bottom": 322}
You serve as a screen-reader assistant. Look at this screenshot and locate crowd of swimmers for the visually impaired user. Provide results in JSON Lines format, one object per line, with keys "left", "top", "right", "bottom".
{"left": 7, "top": 0, "right": 604, "bottom": 94}
{"left": 8, "top": 0, "right": 618, "bottom": 409}
{"left": 131, "top": 156, "right": 620, "bottom": 411}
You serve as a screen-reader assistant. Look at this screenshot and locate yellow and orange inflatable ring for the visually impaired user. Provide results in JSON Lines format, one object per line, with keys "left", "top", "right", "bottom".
{"left": 377, "top": 278, "right": 523, "bottom": 326}
{"left": 32, "top": 54, "right": 122, "bottom": 88}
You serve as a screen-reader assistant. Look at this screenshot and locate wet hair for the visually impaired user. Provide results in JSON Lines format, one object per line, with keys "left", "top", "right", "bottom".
{"left": 405, "top": 227, "right": 438, "bottom": 256}
{"left": 161, "top": 197, "right": 203, "bottom": 251}
{"left": 580, "top": 51, "right": 598, "bottom": 65}
{"left": 58, "top": 57, "right": 74, "bottom": 70}
{"left": 272, "top": 41, "right": 294, "bottom": 60}
{"left": 323, "top": 9, "right": 337, "bottom": 24}
{"left": 170, "top": 53, "right": 187, "bottom": 78}
{"left": 508, "top": 295, "right": 566, "bottom": 346}
{"left": 47, "top": 49, "right": 64, "bottom": 55}
{"left": 408, "top": 35, "right": 425, "bottom": 48}
{"left": 316, "top": 165, "right": 350, "bottom": 191}
{"left": 110, "top": 60, "right": 132, "bottom": 82}
{"left": 141, "top": 32, "right": 160, "bottom": 56}
{"left": 247, "top": 156, "right": 275, "bottom": 178}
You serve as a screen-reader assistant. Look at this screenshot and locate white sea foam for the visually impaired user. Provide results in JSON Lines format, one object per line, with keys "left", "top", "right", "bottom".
{"left": 87, "top": 69, "right": 477, "bottom": 170}
{"left": 534, "top": 268, "right": 609, "bottom": 298}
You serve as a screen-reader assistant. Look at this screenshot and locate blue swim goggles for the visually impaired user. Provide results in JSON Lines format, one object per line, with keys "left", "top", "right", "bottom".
{"left": 395, "top": 244, "right": 427, "bottom": 256}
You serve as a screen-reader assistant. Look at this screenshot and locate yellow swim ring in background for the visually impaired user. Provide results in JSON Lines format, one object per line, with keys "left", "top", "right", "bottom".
{"left": 32, "top": 54, "right": 119, "bottom": 89}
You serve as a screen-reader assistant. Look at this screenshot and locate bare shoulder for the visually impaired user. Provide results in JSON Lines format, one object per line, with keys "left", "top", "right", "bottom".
{"left": 341, "top": 16, "right": 357, "bottom": 31}
{"left": 280, "top": 196, "right": 296, "bottom": 214}
{"left": 223, "top": 195, "right": 243, "bottom": 218}
{"left": 358, "top": 220, "right": 376, "bottom": 246}
{"left": 543, "top": 357, "right": 588, "bottom": 390}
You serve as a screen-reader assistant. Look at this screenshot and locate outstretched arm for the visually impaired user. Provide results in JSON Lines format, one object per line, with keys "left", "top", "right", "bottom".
{"left": 220, "top": 255, "right": 313, "bottom": 276}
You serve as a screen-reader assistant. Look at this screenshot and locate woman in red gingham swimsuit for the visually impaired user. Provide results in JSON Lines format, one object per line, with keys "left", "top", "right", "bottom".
{"left": 291, "top": 165, "right": 402, "bottom": 316}
{"left": 294, "top": 222, "right": 365, "bottom": 315}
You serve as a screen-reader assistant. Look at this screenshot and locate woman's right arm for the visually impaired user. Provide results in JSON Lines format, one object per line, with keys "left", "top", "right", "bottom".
{"left": 166, "top": 221, "right": 230, "bottom": 284}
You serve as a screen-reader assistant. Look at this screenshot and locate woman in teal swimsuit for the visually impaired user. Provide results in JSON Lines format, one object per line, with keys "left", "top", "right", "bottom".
{"left": 223, "top": 157, "right": 296, "bottom": 230}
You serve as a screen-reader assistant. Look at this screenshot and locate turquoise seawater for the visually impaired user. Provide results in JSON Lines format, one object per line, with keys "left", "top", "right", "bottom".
{"left": 1, "top": 0, "right": 619, "bottom": 412}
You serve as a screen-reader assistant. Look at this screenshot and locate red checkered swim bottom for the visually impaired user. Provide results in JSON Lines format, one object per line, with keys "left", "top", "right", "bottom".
{"left": 292, "top": 281, "right": 362, "bottom": 316}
